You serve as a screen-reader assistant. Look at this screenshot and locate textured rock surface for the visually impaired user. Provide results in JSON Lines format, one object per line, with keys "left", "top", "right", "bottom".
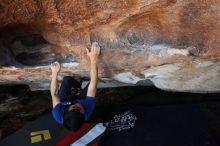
{"left": 0, "top": 0, "right": 220, "bottom": 92}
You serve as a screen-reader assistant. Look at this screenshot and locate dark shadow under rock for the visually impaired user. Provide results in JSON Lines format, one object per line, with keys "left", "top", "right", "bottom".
{"left": 0, "top": 85, "right": 220, "bottom": 144}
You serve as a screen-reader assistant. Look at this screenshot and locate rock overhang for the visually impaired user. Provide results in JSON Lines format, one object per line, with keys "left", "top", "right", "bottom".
{"left": 0, "top": 0, "right": 219, "bottom": 93}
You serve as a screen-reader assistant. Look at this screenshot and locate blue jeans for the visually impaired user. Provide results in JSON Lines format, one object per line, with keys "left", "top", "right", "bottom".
{"left": 58, "top": 76, "right": 89, "bottom": 101}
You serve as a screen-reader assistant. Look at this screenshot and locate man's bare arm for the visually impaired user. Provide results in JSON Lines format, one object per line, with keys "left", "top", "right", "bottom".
{"left": 87, "top": 61, "right": 98, "bottom": 97}
{"left": 86, "top": 42, "right": 100, "bottom": 97}
{"left": 50, "top": 62, "right": 61, "bottom": 108}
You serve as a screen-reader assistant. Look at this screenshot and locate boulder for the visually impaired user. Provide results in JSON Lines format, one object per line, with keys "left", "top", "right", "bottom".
{"left": 0, "top": 0, "right": 220, "bottom": 92}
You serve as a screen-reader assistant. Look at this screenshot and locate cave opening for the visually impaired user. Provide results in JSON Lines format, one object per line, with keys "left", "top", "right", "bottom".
{"left": 10, "top": 33, "right": 53, "bottom": 66}
{"left": 0, "top": 25, "right": 75, "bottom": 67}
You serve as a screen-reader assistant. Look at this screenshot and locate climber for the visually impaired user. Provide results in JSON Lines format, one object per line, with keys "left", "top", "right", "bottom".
{"left": 50, "top": 42, "right": 100, "bottom": 131}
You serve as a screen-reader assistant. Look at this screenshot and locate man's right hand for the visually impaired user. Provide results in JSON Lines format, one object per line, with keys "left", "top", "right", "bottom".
{"left": 51, "top": 61, "right": 61, "bottom": 75}
{"left": 86, "top": 42, "right": 100, "bottom": 97}
{"left": 86, "top": 42, "right": 100, "bottom": 63}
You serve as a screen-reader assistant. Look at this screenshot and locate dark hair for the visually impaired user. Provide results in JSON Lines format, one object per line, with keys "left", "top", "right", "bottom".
{"left": 63, "top": 110, "right": 85, "bottom": 131}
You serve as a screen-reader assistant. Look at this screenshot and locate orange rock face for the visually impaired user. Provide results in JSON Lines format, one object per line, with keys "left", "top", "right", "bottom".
{"left": 0, "top": 0, "right": 220, "bottom": 92}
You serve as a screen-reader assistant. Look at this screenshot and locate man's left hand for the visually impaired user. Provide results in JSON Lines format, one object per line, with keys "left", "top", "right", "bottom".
{"left": 51, "top": 61, "right": 60, "bottom": 75}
